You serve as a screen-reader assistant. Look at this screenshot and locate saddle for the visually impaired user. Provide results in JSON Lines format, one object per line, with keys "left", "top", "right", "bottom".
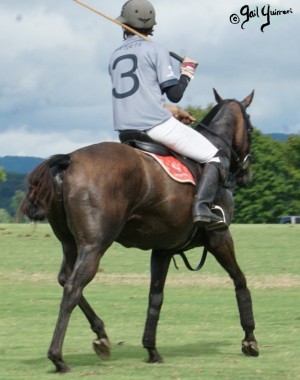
{"left": 119, "top": 130, "right": 201, "bottom": 183}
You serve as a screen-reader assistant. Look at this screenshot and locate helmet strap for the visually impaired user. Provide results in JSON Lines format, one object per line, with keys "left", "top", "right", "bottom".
{"left": 123, "top": 26, "right": 154, "bottom": 39}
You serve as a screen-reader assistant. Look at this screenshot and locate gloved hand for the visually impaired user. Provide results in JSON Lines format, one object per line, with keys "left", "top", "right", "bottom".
{"left": 165, "top": 104, "right": 196, "bottom": 125}
{"left": 180, "top": 57, "right": 198, "bottom": 80}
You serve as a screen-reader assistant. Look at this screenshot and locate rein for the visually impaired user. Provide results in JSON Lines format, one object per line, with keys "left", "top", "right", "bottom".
{"left": 169, "top": 224, "right": 208, "bottom": 272}
{"left": 173, "top": 248, "right": 208, "bottom": 272}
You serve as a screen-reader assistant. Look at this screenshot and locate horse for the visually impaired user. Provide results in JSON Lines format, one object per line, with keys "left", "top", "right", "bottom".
{"left": 20, "top": 89, "right": 259, "bottom": 373}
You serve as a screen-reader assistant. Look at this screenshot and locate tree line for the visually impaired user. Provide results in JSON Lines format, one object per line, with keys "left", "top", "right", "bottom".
{"left": 233, "top": 129, "right": 300, "bottom": 223}
{"left": 0, "top": 105, "right": 299, "bottom": 223}
{"left": 0, "top": 172, "right": 27, "bottom": 223}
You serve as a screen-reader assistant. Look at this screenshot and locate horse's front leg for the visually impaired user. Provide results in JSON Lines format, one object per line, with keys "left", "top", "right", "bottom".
{"left": 142, "top": 250, "right": 172, "bottom": 363}
{"left": 208, "top": 232, "right": 259, "bottom": 357}
{"left": 47, "top": 246, "right": 102, "bottom": 373}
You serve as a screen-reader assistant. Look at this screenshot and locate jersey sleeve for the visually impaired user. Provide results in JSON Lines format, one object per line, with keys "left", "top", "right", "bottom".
{"left": 154, "top": 44, "right": 179, "bottom": 91}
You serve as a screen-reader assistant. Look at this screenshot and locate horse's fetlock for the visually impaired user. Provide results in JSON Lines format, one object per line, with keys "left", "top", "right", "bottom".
{"left": 47, "top": 348, "right": 59, "bottom": 362}
{"left": 48, "top": 349, "right": 70, "bottom": 373}
{"left": 91, "top": 319, "right": 105, "bottom": 335}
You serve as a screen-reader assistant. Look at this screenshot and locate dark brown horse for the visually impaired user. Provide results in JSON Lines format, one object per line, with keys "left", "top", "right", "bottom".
{"left": 20, "top": 89, "right": 259, "bottom": 373}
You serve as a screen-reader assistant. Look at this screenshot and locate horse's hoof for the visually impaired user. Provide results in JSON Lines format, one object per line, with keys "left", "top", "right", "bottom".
{"left": 241, "top": 340, "right": 259, "bottom": 357}
{"left": 55, "top": 364, "right": 70, "bottom": 373}
{"left": 93, "top": 338, "right": 111, "bottom": 360}
{"left": 146, "top": 348, "right": 163, "bottom": 363}
{"left": 147, "top": 356, "right": 164, "bottom": 364}
{"left": 48, "top": 352, "right": 70, "bottom": 373}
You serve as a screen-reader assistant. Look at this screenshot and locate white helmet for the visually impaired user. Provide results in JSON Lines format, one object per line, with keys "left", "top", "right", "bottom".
{"left": 116, "top": 0, "right": 156, "bottom": 29}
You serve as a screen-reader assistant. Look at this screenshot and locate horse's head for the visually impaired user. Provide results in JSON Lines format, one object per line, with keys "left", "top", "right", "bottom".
{"left": 213, "top": 89, "right": 254, "bottom": 186}
{"left": 195, "top": 89, "right": 254, "bottom": 187}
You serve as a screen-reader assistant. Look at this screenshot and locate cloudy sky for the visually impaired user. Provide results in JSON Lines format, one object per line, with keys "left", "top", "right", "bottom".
{"left": 0, "top": 0, "right": 299, "bottom": 157}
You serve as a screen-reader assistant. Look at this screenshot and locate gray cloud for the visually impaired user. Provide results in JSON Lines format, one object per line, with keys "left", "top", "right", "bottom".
{"left": 0, "top": 0, "right": 299, "bottom": 157}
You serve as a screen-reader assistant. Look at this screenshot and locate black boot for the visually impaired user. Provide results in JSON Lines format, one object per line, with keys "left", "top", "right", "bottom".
{"left": 192, "top": 163, "right": 228, "bottom": 231}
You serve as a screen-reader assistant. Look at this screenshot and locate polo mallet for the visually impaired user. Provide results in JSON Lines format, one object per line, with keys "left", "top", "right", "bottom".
{"left": 73, "top": 0, "right": 184, "bottom": 62}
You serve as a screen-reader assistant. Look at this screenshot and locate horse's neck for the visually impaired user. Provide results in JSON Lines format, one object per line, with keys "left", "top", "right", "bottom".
{"left": 198, "top": 106, "right": 236, "bottom": 152}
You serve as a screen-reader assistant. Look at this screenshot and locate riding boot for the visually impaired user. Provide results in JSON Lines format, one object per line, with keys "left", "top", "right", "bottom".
{"left": 192, "top": 162, "right": 228, "bottom": 231}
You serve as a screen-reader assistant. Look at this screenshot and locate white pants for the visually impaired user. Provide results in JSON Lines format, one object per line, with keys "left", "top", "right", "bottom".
{"left": 147, "top": 116, "right": 218, "bottom": 163}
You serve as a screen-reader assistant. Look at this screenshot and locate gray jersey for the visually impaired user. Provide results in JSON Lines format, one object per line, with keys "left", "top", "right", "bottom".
{"left": 109, "top": 35, "right": 179, "bottom": 131}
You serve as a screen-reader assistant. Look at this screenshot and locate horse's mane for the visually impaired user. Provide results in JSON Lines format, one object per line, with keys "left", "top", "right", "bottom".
{"left": 199, "top": 100, "right": 231, "bottom": 127}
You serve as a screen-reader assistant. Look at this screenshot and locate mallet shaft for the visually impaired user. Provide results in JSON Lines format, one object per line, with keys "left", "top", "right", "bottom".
{"left": 73, "top": 0, "right": 151, "bottom": 41}
{"left": 73, "top": 0, "right": 183, "bottom": 62}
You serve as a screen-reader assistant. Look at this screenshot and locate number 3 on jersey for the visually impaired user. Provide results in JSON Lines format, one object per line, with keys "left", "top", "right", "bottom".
{"left": 112, "top": 54, "right": 139, "bottom": 99}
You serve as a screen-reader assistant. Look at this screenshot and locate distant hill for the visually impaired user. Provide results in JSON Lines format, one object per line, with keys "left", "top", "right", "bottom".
{"left": 0, "top": 156, "right": 44, "bottom": 174}
{"left": 0, "top": 133, "right": 293, "bottom": 174}
{"left": 265, "top": 133, "right": 290, "bottom": 142}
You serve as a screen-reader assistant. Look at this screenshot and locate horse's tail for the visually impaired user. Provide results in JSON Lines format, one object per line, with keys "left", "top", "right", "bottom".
{"left": 19, "top": 154, "right": 71, "bottom": 221}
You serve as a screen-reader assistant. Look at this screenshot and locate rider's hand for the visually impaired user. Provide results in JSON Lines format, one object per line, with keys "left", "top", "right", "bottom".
{"left": 165, "top": 104, "right": 196, "bottom": 125}
{"left": 180, "top": 57, "right": 198, "bottom": 80}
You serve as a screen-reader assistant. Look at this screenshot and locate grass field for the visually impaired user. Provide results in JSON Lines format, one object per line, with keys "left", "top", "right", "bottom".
{"left": 0, "top": 223, "right": 299, "bottom": 380}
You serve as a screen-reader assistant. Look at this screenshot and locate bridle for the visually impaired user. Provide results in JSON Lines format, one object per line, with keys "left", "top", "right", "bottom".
{"left": 232, "top": 99, "right": 253, "bottom": 172}
{"left": 195, "top": 99, "right": 253, "bottom": 174}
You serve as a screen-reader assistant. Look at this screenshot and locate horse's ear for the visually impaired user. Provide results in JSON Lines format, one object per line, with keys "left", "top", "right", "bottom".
{"left": 241, "top": 90, "right": 255, "bottom": 108}
{"left": 213, "top": 88, "right": 223, "bottom": 103}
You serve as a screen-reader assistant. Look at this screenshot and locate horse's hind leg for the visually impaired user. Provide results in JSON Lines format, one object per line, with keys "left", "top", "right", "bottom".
{"left": 57, "top": 252, "right": 111, "bottom": 361}
{"left": 142, "top": 250, "right": 172, "bottom": 363}
{"left": 207, "top": 232, "right": 259, "bottom": 357}
{"left": 47, "top": 241, "right": 107, "bottom": 373}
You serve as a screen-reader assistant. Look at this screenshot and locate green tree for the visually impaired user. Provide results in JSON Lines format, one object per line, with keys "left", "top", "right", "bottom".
{"left": 0, "top": 172, "right": 27, "bottom": 215}
{"left": 283, "top": 135, "right": 300, "bottom": 212}
{"left": 233, "top": 130, "right": 299, "bottom": 223}
{"left": 0, "top": 209, "right": 11, "bottom": 223}
{"left": 285, "top": 135, "right": 300, "bottom": 180}
{"left": 185, "top": 104, "right": 214, "bottom": 122}
{"left": 0, "top": 167, "right": 6, "bottom": 182}
{"left": 11, "top": 190, "right": 26, "bottom": 221}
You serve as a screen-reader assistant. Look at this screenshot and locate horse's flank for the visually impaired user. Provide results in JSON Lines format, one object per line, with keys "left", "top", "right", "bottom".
{"left": 23, "top": 142, "right": 198, "bottom": 251}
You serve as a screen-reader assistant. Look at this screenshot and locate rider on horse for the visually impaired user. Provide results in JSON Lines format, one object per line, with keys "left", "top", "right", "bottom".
{"left": 109, "top": 0, "right": 229, "bottom": 230}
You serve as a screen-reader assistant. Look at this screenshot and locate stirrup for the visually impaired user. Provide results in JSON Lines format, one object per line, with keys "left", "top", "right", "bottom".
{"left": 204, "top": 205, "right": 228, "bottom": 231}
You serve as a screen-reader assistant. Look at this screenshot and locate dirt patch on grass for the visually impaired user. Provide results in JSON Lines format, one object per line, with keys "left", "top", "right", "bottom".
{"left": 2, "top": 270, "right": 299, "bottom": 289}
{"left": 96, "top": 273, "right": 300, "bottom": 289}
{"left": 0, "top": 270, "right": 55, "bottom": 284}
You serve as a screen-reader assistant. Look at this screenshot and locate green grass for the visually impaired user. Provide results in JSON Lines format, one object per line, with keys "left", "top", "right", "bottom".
{"left": 0, "top": 224, "right": 299, "bottom": 379}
